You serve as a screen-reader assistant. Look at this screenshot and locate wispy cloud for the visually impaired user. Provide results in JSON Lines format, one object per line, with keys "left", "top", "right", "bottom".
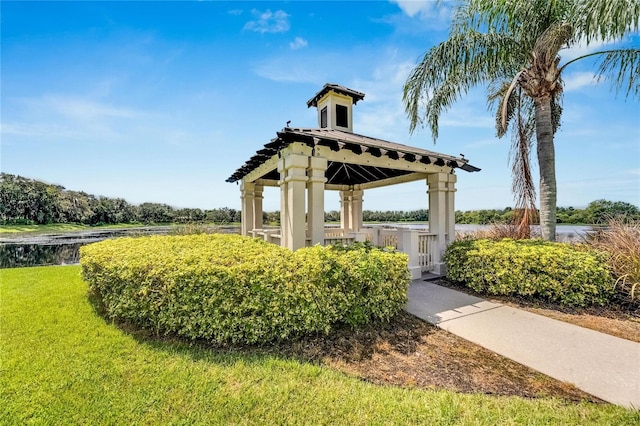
{"left": 384, "top": 0, "right": 451, "bottom": 32}
{"left": 36, "top": 95, "right": 145, "bottom": 120}
{"left": 563, "top": 71, "right": 598, "bottom": 92}
{"left": 289, "top": 37, "right": 308, "bottom": 50}
{"left": 2, "top": 94, "right": 151, "bottom": 144}
{"left": 244, "top": 9, "right": 290, "bottom": 34}
{"left": 390, "top": 0, "right": 439, "bottom": 18}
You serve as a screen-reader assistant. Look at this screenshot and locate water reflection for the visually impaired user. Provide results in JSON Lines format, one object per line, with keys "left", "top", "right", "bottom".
{"left": 0, "top": 243, "right": 82, "bottom": 268}
{"left": 0, "top": 226, "right": 241, "bottom": 269}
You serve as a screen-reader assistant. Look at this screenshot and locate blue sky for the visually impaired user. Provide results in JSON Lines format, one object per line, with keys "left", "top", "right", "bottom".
{"left": 2, "top": 1, "right": 639, "bottom": 212}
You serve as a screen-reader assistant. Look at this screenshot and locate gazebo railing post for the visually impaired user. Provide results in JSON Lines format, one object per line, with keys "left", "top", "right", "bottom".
{"left": 398, "top": 228, "right": 421, "bottom": 279}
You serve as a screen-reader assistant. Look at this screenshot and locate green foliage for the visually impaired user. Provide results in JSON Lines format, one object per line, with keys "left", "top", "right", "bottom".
{"left": 80, "top": 234, "right": 409, "bottom": 344}
{"left": 5, "top": 266, "right": 637, "bottom": 425}
{"left": 583, "top": 199, "right": 640, "bottom": 224}
{"left": 445, "top": 239, "right": 614, "bottom": 307}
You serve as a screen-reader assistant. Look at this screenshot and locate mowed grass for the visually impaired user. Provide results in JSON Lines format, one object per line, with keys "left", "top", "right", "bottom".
{"left": 0, "top": 223, "right": 148, "bottom": 235}
{"left": 2, "top": 267, "right": 638, "bottom": 425}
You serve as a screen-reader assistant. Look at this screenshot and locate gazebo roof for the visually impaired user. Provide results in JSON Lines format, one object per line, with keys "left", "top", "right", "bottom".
{"left": 226, "top": 127, "right": 480, "bottom": 186}
{"left": 306, "top": 83, "right": 365, "bottom": 108}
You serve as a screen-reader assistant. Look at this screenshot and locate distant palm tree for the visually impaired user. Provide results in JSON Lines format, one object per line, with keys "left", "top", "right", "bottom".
{"left": 404, "top": 0, "right": 639, "bottom": 240}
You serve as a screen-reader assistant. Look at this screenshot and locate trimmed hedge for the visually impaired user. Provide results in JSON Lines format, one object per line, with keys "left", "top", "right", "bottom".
{"left": 80, "top": 235, "right": 410, "bottom": 344}
{"left": 445, "top": 239, "right": 614, "bottom": 307}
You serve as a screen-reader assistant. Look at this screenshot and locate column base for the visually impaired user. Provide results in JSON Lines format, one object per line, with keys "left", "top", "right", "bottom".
{"left": 431, "top": 262, "right": 447, "bottom": 276}
{"left": 408, "top": 266, "right": 422, "bottom": 280}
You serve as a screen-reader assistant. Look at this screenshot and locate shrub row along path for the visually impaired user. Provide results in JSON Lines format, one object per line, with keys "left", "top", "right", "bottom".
{"left": 405, "top": 277, "right": 640, "bottom": 409}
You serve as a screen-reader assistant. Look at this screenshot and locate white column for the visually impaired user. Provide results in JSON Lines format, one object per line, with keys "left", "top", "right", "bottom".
{"left": 399, "top": 228, "right": 421, "bottom": 280}
{"left": 252, "top": 183, "right": 264, "bottom": 232}
{"left": 339, "top": 190, "right": 352, "bottom": 233}
{"left": 277, "top": 159, "right": 289, "bottom": 248}
{"left": 284, "top": 153, "right": 309, "bottom": 251}
{"left": 445, "top": 174, "right": 457, "bottom": 246}
{"left": 240, "top": 181, "right": 255, "bottom": 237}
{"left": 307, "top": 156, "right": 327, "bottom": 245}
{"left": 350, "top": 189, "right": 363, "bottom": 232}
{"left": 428, "top": 173, "right": 448, "bottom": 275}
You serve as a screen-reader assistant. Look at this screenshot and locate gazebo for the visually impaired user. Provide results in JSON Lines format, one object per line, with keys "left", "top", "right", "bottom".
{"left": 227, "top": 83, "right": 479, "bottom": 276}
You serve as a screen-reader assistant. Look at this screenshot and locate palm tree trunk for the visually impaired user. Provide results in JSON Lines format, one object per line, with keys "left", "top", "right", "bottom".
{"left": 534, "top": 96, "right": 557, "bottom": 241}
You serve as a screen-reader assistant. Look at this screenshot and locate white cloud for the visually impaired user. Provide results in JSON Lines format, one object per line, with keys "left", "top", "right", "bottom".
{"left": 244, "top": 9, "right": 290, "bottom": 34}
{"left": 2, "top": 95, "right": 151, "bottom": 144}
{"left": 563, "top": 71, "right": 598, "bottom": 92}
{"left": 390, "top": 0, "right": 435, "bottom": 18}
{"left": 39, "top": 95, "right": 144, "bottom": 120}
{"left": 289, "top": 37, "right": 308, "bottom": 50}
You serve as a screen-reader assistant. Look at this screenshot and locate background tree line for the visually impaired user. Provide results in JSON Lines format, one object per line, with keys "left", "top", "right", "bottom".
{"left": 1, "top": 173, "right": 637, "bottom": 226}
{"left": 0, "top": 174, "right": 240, "bottom": 225}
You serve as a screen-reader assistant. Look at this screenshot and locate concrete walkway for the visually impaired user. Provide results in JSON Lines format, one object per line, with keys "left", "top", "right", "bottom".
{"left": 405, "top": 279, "right": 640, "bottom": 409}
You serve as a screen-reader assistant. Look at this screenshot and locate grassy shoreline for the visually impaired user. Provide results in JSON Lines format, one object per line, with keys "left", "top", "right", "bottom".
{"left": 2, "top": 265, "right": 638, "bottom": 424}
{"left": 0, "top": 222, "right": 152, "bottom": 235}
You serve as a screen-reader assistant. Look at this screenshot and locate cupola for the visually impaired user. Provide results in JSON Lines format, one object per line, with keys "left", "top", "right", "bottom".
{"left": 306, "top": 83, "right": 365, "bottom": 133}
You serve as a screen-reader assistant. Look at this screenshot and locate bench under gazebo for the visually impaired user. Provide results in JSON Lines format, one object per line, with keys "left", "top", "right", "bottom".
{"left": 226, "top": 83, "right": 479, "bottom": 277}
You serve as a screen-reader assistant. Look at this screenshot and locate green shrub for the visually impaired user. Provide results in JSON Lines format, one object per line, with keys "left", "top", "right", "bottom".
{"left": 445, "top": 238, "right": 614, "bottom": 306}
{"left": 80, "top": 234, "right": 409, "bottom": 344}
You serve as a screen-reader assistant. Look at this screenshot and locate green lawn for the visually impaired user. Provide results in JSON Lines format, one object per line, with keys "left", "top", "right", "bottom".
{"left": 0, "top": 223, "right": 149, "bottom": 235}
{"left": 1, "top": 266, "right": 638, "bottom": 425}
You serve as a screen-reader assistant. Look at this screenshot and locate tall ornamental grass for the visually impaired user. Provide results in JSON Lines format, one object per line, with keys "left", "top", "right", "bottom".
{"left": 587, "top": 219, "right": 640, "bottom": 305}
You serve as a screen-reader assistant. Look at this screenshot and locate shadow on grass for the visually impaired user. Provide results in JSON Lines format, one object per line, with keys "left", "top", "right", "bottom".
{"left": 86, "top": 287, "right": 437, "bottom": 368}
{"left": 85, "top": 288, "right": 602, "bottom": 403}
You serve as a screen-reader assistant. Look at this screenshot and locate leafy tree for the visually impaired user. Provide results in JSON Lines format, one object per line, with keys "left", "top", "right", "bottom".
{"left": 138, "top": 202, "right": 175, "bottom": 224}
{"left": 404, "top": 0, "right": 639, "bottom": 240}
{"left": 584, "top": 199, "right": 640, "bottom": 223}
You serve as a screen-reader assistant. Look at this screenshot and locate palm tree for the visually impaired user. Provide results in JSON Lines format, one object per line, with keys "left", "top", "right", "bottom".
{"left": 403, "top": 0, "right": 639, "bottom": 240}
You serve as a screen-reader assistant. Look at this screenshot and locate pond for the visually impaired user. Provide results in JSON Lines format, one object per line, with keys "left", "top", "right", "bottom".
{"left": 0, "top": 226, "right": 240, "bottom": 269}
{"left": 0, "top": 224, "right": 593, "bottom": 269}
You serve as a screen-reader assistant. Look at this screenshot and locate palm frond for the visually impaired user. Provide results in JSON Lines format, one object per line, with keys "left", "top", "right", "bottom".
{"left": 457, "top": 0, "right": 573, "bottom": 48}
{"left": 507, "top": 93, "right": 538, "bottom": 238}
{"left": 573, "top": 0, "right": 640, "bottom": 42}
{"left": 560, "top": 48, "right": 640, "bottom": 99}
{"left": 403, "top": 30, "right": 522, "bottom": 137}
{"left": 488, "top": 79, "right": 519, "bottom": 137}
{"left": 596, "top": 49, "right": 640, "bottom": 99}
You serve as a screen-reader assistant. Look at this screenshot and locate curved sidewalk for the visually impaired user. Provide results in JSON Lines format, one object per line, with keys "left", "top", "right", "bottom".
{"left": 405, "top": 279, "right": 640, "bottom": 408}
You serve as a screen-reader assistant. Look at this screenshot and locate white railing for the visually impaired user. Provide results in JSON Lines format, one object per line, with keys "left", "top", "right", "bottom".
{"left": 324, "top": 236, "right": 355, "bottom": 246}
{"left": 251, "top": 229, "right": 281, "bottom": 245}
{"left": 418, "top": 232, "right": 438, "bottom": 272}
{"left": 324, "top": 228, "right": 346, "bottom": 238}
{"left": 252, "top": 225, "right": 443, "bottom": 276}
{"left": 378, "top": 229, "right": 399, "bottom": 249}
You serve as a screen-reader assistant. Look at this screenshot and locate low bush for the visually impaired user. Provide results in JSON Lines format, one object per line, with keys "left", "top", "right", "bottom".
{"left": 80, "top": 234, "right": 409, "bottom": 344}
{"left": 445, "top": 239, "right": 613, "bottom": 306}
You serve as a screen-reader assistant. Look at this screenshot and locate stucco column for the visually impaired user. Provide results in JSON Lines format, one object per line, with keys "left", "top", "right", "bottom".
{"left": 253, "top": 183, "right": 264, "bottom": 232}
{"left": 399, "top": 228, "right": 421, "bottom": 280}
{"left": 350, "top": 189, "right": 363, "bottom": 232}
{"left": 339, "top": 190, "right": 352, "bottom": 233}
{"left": 240, "top": 181, "right": 255, "bottom": 236}
{"left": 307, "top": 156, "right": 327, "bottom": 245}
{"left": 283, "top": 153, "right": 309, "bottom": 251}
{"left": 277, "top": 159, "right": 289, "bottom": 248}
{"left": 446, "top": 174, "right": 457, "bottom": 246}
{"left": 428, "top": 173, "right": 448, "bottom": 275}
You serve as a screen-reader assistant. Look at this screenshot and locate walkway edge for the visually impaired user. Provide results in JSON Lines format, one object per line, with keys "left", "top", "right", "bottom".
{"left": 405, "top": 280, "right": 640, "bottom": 409}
